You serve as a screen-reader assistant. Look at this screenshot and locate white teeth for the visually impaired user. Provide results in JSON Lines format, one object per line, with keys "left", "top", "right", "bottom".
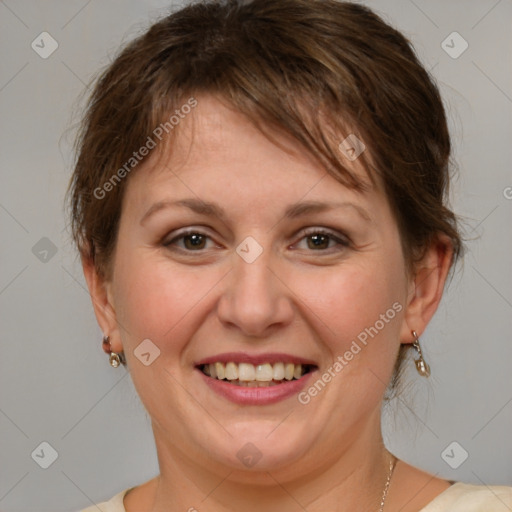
{"left": 284, "top": 363, "right": 295, "bottom": 380}
{"left": 238, "top": 363, "right": 256, "bottom": 381}
{"left": 273, "top": 362, "right": 285, "bottom": 380}
{"left": 201, "top": 361, "right": 312, "bottom": 383}
{"left": 215, "top": 362, "right": 225, "bottom": 380}
{"left": 255, "top": 363, "right": 273, "bottom": 381}
{"left": 225, "top": 362, "right": 238, "bottom": 380}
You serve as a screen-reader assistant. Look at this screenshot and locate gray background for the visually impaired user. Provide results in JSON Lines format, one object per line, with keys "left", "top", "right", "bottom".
{"left": 0, "top": 1, "right": 511, "bottom": 511}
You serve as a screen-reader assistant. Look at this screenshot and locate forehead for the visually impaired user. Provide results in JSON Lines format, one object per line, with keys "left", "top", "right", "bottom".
{"left": 153, "top": 96, "right": 330, "bottom": 173}
{"left": 123, "top": 95, "right": 382, "bottom": 218}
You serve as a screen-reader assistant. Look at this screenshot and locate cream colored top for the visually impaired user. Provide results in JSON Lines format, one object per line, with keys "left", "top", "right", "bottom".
{"left": 80, "top": 482, "right": 512, "bottom": 511}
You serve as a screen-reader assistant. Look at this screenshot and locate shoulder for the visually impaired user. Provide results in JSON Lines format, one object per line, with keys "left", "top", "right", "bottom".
{"left": 78, "top": 488, "right": 131, "bottom": 512}
{"left": 389, "top": 460, "right": 511, "bottom": 512}
{"left": 420, "top": 482, "right": 512, "bottom": 511}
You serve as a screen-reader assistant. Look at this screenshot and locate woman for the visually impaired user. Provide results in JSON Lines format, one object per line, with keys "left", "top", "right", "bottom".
{"left": 68, "top": 0, "right": 511, "bottom": 510}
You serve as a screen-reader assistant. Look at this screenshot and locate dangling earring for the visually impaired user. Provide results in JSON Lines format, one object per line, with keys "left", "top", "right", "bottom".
{"left": 102, "top": 335, "right": 125, "bottom": 368}
{"left": 411, "top": 330, "right": 430, "bottom": 377}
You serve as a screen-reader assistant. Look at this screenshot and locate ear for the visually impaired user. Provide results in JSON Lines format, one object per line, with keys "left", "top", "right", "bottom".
{"left": 82, "top": 256, "right": 123, "bottom": 354}
{"left": 400, "top": 235, "right": 454, "bottom": 344}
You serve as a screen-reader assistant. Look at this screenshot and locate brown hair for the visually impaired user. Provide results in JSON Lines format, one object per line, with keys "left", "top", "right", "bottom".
{"left": 66, "top": 0, "right": 463, "bottom": 390}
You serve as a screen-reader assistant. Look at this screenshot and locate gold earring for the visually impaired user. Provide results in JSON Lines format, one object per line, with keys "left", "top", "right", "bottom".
{"left": 411, "top": 330, "right": 430, "bottom": 377}
{"left": 102, "top": 335, "right": 125, "bottom": 368}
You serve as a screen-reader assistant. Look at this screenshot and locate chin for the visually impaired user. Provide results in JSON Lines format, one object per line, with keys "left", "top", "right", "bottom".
{"left": 202, "top": 424, "right": 316, "bottom": 475}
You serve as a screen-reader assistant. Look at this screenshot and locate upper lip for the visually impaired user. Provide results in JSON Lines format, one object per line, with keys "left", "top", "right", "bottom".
{"left": 195, "top": 352, "right": 318, "bottom": 367}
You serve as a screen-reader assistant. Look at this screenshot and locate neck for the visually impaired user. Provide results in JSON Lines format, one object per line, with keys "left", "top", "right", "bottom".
{"left": 147, "top": 412, "right": 392, "bottom": 512}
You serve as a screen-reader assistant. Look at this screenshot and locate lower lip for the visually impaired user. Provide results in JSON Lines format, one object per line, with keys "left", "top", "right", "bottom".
{"left": 197, "top": 369, "right": 316, "bottom": 405}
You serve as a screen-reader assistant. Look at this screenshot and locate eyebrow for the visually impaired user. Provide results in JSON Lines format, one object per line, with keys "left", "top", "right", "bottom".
{"left": 140, "top": 198, "right": 371, "bottom": 225}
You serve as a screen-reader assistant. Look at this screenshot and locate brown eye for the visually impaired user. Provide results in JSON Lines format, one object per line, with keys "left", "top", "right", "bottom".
{"left": 296, "top": 229, "right": 350, "bottom": 252}
{"left": 164, "top": 230, "right": 213, "bottom": 251}
{"left": 182, "top": 233, "right": 207, "bottom": 250}
{"left": 307, "top": 233, "right": 331, "bottom": 250}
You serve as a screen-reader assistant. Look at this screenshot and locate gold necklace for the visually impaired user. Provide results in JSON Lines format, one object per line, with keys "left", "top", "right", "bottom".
{"left": 378, "top": 455, "right": 397, "bottom": 512}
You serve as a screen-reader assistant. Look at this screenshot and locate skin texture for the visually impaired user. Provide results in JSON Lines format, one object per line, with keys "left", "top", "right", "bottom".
{"left": 84, "top": 95, "right": 453, "bottom": 511}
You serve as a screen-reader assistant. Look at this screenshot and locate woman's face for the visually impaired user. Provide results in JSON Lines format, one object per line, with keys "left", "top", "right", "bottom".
{"left": 104, "top": 95, "right": 413, "bottom": 478}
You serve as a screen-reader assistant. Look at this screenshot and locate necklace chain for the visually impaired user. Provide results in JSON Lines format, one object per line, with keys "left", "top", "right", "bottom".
{"left": 378, "top": 455, "right": 397, "bottom": 512}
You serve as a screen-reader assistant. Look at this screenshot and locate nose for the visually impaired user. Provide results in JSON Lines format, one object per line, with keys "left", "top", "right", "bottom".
{"left": 216, "top": 243, "right": 294, "bottom": 338}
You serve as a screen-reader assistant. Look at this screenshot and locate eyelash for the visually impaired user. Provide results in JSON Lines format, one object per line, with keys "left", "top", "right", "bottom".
{"left": 163, "top": 227, "right": 350, "bottom": 254}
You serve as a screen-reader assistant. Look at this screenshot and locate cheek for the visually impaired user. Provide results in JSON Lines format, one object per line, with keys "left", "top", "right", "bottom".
{"left": 112, "top": 250, "right": 223, "bottom": 349}
{"left": 297, "top": 250, "right": 407, "bottom": 359}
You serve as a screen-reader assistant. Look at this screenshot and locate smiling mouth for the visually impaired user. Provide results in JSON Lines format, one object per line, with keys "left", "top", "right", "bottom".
{"left": 199, "top": 362, "right": 317, "bottom": 387}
